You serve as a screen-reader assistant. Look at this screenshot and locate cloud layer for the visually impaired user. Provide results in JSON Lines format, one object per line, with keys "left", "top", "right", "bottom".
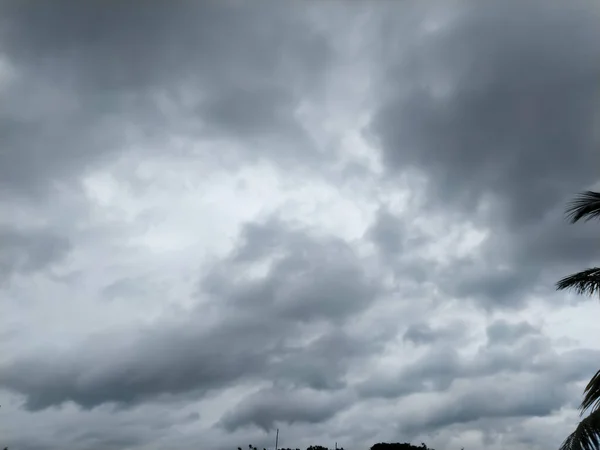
{"left": 2, "top": 1, "right": 600, "bottom": 450}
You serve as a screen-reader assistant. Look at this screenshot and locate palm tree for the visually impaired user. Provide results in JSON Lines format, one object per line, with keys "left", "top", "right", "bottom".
{"left": 556, "top": 191, "right": 600, "bottom": 450}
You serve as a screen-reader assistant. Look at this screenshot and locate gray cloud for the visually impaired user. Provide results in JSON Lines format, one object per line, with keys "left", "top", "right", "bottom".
{"left": 269, "top": 328, "right": 384, "bottom": 392}
{"left": 359, "top": 327, "right": 598, "bottom": 402}
{"left": 205, "top": 218, "right": 382, "bottom": 325}
{"left": 0, "top": 226, "right": 70, "bottom": 283}
{"left": 71, "top": 430, "right": 149, "bottom": 450}
{"left": 400, "top": 374, "right": 572, "bottom": 438}
{"left": 0, "top": 317, "right": 271, "bottom": 411}
{"left": 0, "top": 218, "right": 385, "bottom": 411}
{"left": 357, "top": 345, "right": 461, "bottom": 399}
{"left": 1, "top": 1, "right": 599, "bottom": 449}
{"left": 486, "top": 319, "right": 539, "bottom": 346}
{"left": 2, "top": 405, "right": 176, "bottom": 450}
{"left": 0, "top": 0, "right": 332, "bottom": 198}
{"left": 369, "top": 0, "right": 600, "bottom": 310}
{"left": 372, "top": 0, "right": 600, "bottom": 222}
{"left": 403, "top": 321, "right": 468, "bottom": 346}
{"left": 220, "top": 387, "right": 352, "bottom": 432}
{"left": 101, "top": 277, "right": 150, "bottom": 303}
{"left": 369, "top": 207, "right": 409, "bottom": 256}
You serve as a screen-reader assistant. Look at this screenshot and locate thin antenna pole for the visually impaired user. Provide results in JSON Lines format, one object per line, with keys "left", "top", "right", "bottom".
{"left": 275, "top": 428, "right": 279, "bottom": 450}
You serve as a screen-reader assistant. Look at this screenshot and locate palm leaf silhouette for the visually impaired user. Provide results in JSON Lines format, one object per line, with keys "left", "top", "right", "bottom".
{"left": 556, "top": 268, "right": 600, "bottom": 297}
{"left": 581, "top": 370, "right": 600, "bottom": 416}
{"left": 565, "top": 191, "right": 600, "bottom": 223}
{"left": 559, "top": 409, "right": 600, "bottom": 450}
{"left": 557, "top": 191, "right": 600, "bottom": 450}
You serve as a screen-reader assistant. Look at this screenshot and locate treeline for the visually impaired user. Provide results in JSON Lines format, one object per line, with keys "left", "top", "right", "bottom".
{"left": 240, "top": 442, "right": 436, "bottom": 450}
{"left": 241, "top": 447, "right": 343, "bottom": 450}
{"left": 241, "top": 446, "right": 340, "bottom": 450}
{"left": 371, "top": 444, "right": 434, "bottom": 450}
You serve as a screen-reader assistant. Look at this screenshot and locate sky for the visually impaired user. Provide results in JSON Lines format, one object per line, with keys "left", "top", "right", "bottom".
{"left": 2, "top": 1, "right": 600, "bottom": 449}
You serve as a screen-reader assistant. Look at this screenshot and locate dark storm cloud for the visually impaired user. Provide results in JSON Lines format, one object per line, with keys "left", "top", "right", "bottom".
{"left": 0, "top": 218, "right": 385, "bottom": 410}
{"left": 362, "top": 343, "right": 600, "bottom": 439}
{"left": 0, "top": 226, "right": 70, "bottom": 283}
{"left": 3, "top": 1, "right": 598, "bottom": 448}
{"left": 0, "top": 317, "right": 273, "bottom": 411}
{"left": 0, "top": 0, "right": 332, "bottom": 197}
{"left": 403, "top": 321, "right": 468, "bottom": 346}
{"left": 357, "top": 345, "right": 461, "bottom": 399}
{"left": 399, "top": 374, "right": 572, "bottom": 437}
{"left": 101, "top": 276, "right": 149, "bottom": 302}
{"left": 4, "top": 410, "right": 172, "bottom": 450}
{"left": 441, "top": 207, "right": 600, "bottom": 309}
{"left": 372, "top": 0, "right": 600, "bottom": 223}
{"left": 359, "top": 327, "right": 599, "bottom": 402}
{"left": 369, "top": 0, "right": 600, "bottom": 309}
{"left": 220, "top": 387, "right": 352, "bottom": 432}
{"left": 369, "top": 207, "right": 408, "bottom": 255}
{"left": 367, "top": 207, "right": 429, "bottom": 259}
{"left": 440, "top": 258, "right": 540, "bottom": 310}
{"left": 0, "top": 1, "right": 328, "bottom": 92}
{"left": 72, "top": 430, "right": 148, "bottom": 450}
{"left": 206, "top": 217, "right": 383, "bottom": 324}
{"left": 486, "top": 319, "right": 539, "bottom": 346}
{"left": 2, "top": 436, "right": 60, "bottom": 450}
{"left": 269, "top": 328, "right": 384, "bottom": 391}
{"left": 364, "top": 207, "right": 434, "bottom": 294}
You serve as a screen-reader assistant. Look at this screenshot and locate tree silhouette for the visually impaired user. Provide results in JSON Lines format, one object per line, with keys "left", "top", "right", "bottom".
{"left": 370, "top": 443, "right": 434, "bottom": 450}
{"left": 556, "top": 190, "right": 600, "bottom": 450}
{"left": 243, "top": 445, "right": 341, "bottom": 450}
{"left": 238, "top": 442, "right": 431, "bottom": 450}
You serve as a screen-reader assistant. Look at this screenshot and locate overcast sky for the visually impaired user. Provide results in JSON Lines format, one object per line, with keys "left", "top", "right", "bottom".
{"left": 2, "top": 1, "right": 600, "bottom": 449}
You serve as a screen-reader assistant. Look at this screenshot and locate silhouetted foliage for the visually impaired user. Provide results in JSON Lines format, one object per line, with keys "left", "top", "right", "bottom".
{"left": 370, "top": 443, "right": 434, "bottom": 450}
{"left": 565, "top": 191, "right": 600, "bottom": 223}
{"left": 243, "top": 446, "right": 337, "bottom": 450}
{"left": 240, "top": 442, "right": 434, "bottom": 450}
{"left": 244, "top": 446, "right": 300, "bottom": 450}
{"left": 557, "top": 190, "right": 600, "bottom": 450}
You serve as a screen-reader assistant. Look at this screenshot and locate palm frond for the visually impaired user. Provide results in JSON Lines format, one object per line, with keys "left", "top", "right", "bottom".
{"left": 560, "top": 409, "right": 600, "bottom": 450}
{"left": 581, "top": 371, "right": 600, "bottom": 415}
{"left": 565, "top": 191, "right": 600, "bottom": 223}
{"left": 556, "top": 268, "right": 600, "bottom": 297}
